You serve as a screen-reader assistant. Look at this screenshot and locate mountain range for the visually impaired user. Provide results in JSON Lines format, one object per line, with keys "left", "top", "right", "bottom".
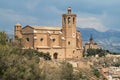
{"left": 77, "top": 27, "right": 120, "bottom": 53}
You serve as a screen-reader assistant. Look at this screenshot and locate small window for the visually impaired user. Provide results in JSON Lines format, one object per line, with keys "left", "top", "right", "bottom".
{"left": 68, "top": 17, "right": 70, "bottom": 24}
{"left": 68, "top": 41, "right": 70, "bottom": 45}
{"left": 26, "top": 38, "right": 29, "bottom": 42}
{"left": 40, "top": 38, "right": 43, "bottom": 42}
{"left": 53, "top": 38, "right": 56, "bottom": 42}
{"left": 53, "top": 52, "right": 58, "bottom": 59}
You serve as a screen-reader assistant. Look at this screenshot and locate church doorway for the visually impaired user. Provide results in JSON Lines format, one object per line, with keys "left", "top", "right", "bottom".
{"left": 53, "top": 52, "right": 58, "bottom": 59}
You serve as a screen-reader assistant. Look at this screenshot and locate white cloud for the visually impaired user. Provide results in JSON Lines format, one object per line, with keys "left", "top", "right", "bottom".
{"left": 77, "top": 14, "right": 108, "bottom": 32}
{"left": 0, "top": 0, "right": 120, "bottom": 32}
{"left": 0, "top": 8, "right": 40, "bottom": 25}
{"left": 25, "top": 0, "right": 41, "bottom": 10}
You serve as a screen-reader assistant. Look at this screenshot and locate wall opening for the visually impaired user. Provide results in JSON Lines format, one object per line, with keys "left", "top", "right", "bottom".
{"left": 68, "top": 17, "right": 70, "bottom": 24}
{"left": 64, "top": 17, "right": 66, "bottom": 24}
{"left": 26, "top": 38, "right": 29, "bottom": 42}
{"left": 52, "top": 38, "right": 56, "bottom": 42}
{"left": 68, "top": 41, "right": 70, "bottom": 45}
{"left": 40, "top": 38, "right": 43, "bottom": 42}
{"left": 73, "top": 17, "right": 75, "bottom": 24}
{"left": 53, "top": 52, "right": 58, "bottom": 59}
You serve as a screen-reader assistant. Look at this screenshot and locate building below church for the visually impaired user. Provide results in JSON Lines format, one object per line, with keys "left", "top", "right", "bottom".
{"left": 84, "top": 35, "right": 100, "bottom": 52}
{"left": 14, "top": 7, "right": 83, "bottom": 60}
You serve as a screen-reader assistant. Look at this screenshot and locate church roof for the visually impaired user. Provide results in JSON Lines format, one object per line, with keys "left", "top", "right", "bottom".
{"left": 31, "top": 26, "right": 61, "bottom": 30}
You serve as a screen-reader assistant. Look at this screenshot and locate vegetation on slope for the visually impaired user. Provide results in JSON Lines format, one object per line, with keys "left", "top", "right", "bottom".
{"left": 84, "top": 48, "right": 108, "bottom": 57}
{"left": 0, "top": 31, "right": 104, "bottom": 80}
{"left": 0, "top": 31, "right": 51, "bottom": 80}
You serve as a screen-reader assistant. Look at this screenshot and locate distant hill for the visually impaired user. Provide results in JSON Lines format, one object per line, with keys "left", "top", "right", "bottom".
{"left": 77, "top": 27, "right": 120, "bottom": 53}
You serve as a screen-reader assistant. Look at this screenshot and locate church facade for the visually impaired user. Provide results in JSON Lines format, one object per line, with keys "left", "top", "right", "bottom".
{"left": 14, "top": 7, "right": 83, "bottom": 60}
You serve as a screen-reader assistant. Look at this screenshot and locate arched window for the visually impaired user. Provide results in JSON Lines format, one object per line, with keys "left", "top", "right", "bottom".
{"left": 68, "top": 17, "right": 70, "bottom": 24}
{"left": 64, "top": 17, "right": 66, "bottom": 24}
{"left": 53, "top": 52, "right": 58, "bottom": 59}
{"left": 26, "top": 38, "right": 29, "bottom": 42}
{"left": 73, "top": 17, "right": 75, "bottom": 24}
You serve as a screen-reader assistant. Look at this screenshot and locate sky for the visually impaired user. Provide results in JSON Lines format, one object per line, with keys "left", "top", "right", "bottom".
{"left": 0, "top": 0, "right": 120, "bottom": 34}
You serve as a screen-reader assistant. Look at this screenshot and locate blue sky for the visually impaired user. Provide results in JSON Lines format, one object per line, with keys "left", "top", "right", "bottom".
{"left": 0, "top": 0, "right": 120, "bottom": 34}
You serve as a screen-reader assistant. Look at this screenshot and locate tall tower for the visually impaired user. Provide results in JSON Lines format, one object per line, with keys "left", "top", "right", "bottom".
{"left": 14, "top": 23, "right": 22, "bottom": 39}
{"left": 89, "top": 34, "right": 93, "bottom": 43}
{"left": 62, "top": 7, "right": 77, "bottom": 59}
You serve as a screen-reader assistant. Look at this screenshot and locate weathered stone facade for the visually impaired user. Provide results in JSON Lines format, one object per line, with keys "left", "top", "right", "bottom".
{"left": 14, "top": 7, "right": 83, "bottom": 60}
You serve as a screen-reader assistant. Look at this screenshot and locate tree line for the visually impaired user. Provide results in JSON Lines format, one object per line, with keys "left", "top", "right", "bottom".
{"left": 84, "top": 48, "right": 108, "bottom": 57}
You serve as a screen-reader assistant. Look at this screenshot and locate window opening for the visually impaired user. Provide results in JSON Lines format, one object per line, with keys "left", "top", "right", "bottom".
{"left": 68, "top": 17, "right": 70, "bottom": 24}
{"left": 73, "top": 17, "right": 75, "bottom": 24}
{"left": 40, "top": 38, "right": 43, "bottom": 42}
{"left": 26, "top": 38, "right": 29, "bottom": 42}
{"left": 53, "top": 53, "right": 58, "bottom": 59}
{"left": 68, "top": 41, "right": 70, "bottom": 45}
{"left": 64, "top": 17, "right": 66, "bottom": 24}
{"left": 53, "top": 38, "right": 56, "bottom": 42}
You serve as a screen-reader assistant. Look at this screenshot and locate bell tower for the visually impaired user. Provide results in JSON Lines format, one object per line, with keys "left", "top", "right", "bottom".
{"left": 62, "top": 7, "right": 77, "bottom": 59}
{"left": 14, "top": 23, "right": 22, "bottom": 39}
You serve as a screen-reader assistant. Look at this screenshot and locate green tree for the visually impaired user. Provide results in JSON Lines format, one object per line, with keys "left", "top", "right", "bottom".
{"left": 14, "top": 35, "right": 23, "bottom": 48}
{"left": 0, "top": 31, "right": 8, "bottom": 45}
{"left": 87, "top": 48, "right": 96, "bottom": 56}
{"left": 112, "top": 62, "right": 120, "bottom": 67}
{"left": 92, "top": 69, "right": 100, "bottom": 78}
{"left": 86, "top": 48, "right": 107, "bottom": 57}
{"left": 96, "top": 49, "right": 106, "bottom": 57}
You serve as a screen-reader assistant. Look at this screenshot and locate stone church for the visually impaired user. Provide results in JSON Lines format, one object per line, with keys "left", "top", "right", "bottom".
{"left": 84, "top": 35, "right": 100, "bottom": 52}
{"left": 14, "top": 7, "right": 83, "bottom": 60}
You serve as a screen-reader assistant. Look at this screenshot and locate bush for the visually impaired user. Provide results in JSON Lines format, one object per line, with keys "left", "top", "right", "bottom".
{"left": 86, "top": 48, "right": 107, "bottom": 57}
{"left": 92, "top": 69, "right": 100, "bottom": 78}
